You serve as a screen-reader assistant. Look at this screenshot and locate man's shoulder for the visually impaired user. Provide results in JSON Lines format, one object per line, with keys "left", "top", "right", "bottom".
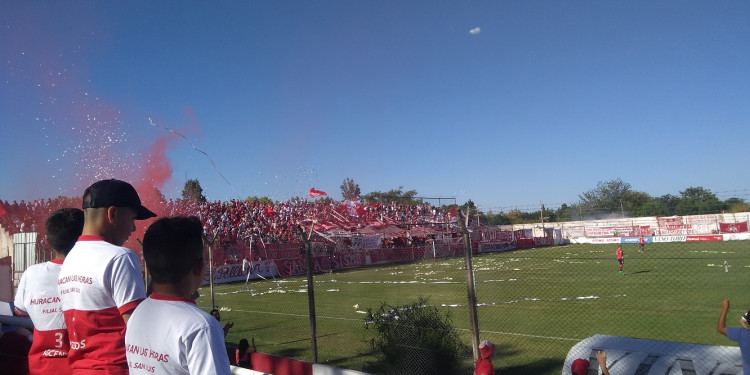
{"left": 726, "top": 327, "right": 750, "bottom": 342}
{"left": 66, "top": 241, "right": 135, "bottom": 264}
{"left": 131, "top": 299, "right": 217, "bottom": 333}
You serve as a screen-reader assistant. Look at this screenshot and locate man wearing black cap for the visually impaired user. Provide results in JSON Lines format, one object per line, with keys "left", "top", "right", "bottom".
{"left": 57, "top": 179, "right": 156, "bottom": 375}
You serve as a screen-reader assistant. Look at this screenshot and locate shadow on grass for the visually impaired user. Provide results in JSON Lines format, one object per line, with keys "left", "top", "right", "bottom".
{"left": 499, "top": 357, "right": 564, "bottom": 375}
{"left": 627, "top": 270, "right": 652, "bottom": 275}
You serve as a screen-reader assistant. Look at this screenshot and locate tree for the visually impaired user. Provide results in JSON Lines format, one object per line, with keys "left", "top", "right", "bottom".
{"left": 727, "top": 202, "right": 750, "bottom": 213}
{"left": 245, "top": 196, "right": 273, "bottom": 205}
{"left": 579, "top": 179, "right": 632, "bottom": 217}
{"left": 676, "top": 186, "right": 721, "bottom": 215}
{"left": 361, "top": 186, "right": 420, "bottom": 205}
{"left": 340, "top": 178, "right": 361, "bottom": 201}
{"left": 181, "top": 179, "right": 206, "bottom": 203}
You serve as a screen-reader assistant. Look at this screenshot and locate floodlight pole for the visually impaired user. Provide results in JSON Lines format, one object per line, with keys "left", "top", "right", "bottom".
{"left": 297, "top": 224, "right": 319, "bottom": 363}
{"left": 458, "top": 209, "right": 481, "bottom": 361}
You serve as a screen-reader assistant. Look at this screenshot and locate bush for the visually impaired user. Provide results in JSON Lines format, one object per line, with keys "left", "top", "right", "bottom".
{"left": 364, "top": 297, "right": 470, "bottom": 375}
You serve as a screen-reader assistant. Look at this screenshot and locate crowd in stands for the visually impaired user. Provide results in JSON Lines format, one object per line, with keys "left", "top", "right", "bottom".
{"left": 1, "top": 196, "right": 455, "bottom": 257}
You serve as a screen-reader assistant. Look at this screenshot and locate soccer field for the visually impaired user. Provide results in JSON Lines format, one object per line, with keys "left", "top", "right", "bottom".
{"left": 196, "top": 240, "right": 750, "bottom": 374}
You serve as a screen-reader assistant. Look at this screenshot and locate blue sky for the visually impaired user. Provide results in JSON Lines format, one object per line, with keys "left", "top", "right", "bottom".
{"left": 1, "top": 1, "right": 748, "bottom": 213}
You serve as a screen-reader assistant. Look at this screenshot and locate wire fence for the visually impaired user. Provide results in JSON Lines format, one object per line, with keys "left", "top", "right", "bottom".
{"left": 200, "top": 227, "right": 750, "bottom": 375}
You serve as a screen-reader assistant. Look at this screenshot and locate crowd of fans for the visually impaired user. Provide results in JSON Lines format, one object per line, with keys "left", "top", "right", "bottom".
{"left": 1, "top": 196, "right": 456, "bottom": 258}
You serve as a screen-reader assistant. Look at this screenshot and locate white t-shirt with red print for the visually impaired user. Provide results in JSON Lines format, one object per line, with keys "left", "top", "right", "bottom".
{"left": 14, "top": 259, "right": 71, "bottom": 375}
{"left": 125, "top": 293, "right": 231, "bottom": 375}
{"left": 57, "top": 235, "right": 146, "bottom": 374}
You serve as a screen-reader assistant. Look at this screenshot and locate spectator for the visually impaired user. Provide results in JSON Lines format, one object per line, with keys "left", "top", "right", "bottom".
{"left": 125, "top": 216, "right": 231, "bottom": 374}
{"left": 14, "top": 208, "right": 83, "bottom": 375}
{"left": 0, "top": 323, "right": 33, "bottom": 375}
{"left": 235, "top": 338, "right": 256, "bottom": 368}
{"left": 717, "top": 298, "right": 750, "bottom": 371}
{"left": 571, "top": 350, "right": 610, "bottom": 375}
{"left": 211, "top": 309, "right": 234, "bottom": 337}
{"left": 57, "top": 179, "right": 155, "bottom": 374}
{"left": 474, "top": 340, "right": 495, "bottom": 375}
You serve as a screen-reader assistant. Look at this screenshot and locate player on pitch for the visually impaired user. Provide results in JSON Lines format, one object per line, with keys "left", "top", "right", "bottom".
{"left": 639, "top": 235, "right": 645, "bottom": 252}
{"left": 616, "top": 245, "right": 624, "bottom": 275}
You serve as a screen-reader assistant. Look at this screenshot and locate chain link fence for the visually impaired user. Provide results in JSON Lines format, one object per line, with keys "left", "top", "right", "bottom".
{"left": 199, "top": 216, "right": 750, "bottom": 375}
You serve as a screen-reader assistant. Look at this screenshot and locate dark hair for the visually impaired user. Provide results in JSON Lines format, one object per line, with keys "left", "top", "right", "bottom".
{"left": 45, "top": 208, "right": 84, "bottom": 256}
{"left": 238, "top": 338, "right": 249, "bottom": 354}
{"left": 143, "top": 216, "right": 204, "bottom": 284}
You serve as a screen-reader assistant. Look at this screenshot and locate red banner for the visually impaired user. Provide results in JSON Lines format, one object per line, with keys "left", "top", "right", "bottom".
{"left": 719, "top": 222, "right": 748, "bottom": 233}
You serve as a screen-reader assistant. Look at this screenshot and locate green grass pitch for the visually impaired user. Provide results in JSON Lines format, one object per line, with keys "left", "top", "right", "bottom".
{"left": 195, "top": 240, "right": 750, "bottom": 374}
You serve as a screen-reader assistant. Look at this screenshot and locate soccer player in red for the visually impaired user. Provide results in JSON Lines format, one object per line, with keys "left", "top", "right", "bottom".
{"left": 639, "top": 235, "right": 645, "bottom": 252}
{"left": 616, "top": 245, "right": 624, "bottom": 275}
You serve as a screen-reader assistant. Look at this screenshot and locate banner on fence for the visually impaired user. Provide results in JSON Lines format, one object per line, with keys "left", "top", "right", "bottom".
{"left": 621, "top": 236, "right": 652, "bottom": 244}
{"left": 686, "top": 235, "right": 723, "bottom": 242}
{"left": 719, "top": 222, "right": 748, "bottom": 233}
{"left": 478, "top": 242, "right": 515, "bottom": 253}
{"left": 563, "top": 226, "right": 585, "bottom": 238}
{"left": 351, "top": 235, "right": 383, "bottom": 250}
{"left": 653, "top": 235, "right": 687, "bottom": 243}
{"left": 585, "top": 227, "right": 615, "bottom": 237}
{"left": 202, "top": 259, "right": 279, "bottom": 285}
{"left": 590, "top": 237, "right": 620, "bottom": 244}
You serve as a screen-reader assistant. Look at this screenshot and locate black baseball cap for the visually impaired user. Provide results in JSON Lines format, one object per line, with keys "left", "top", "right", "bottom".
{"left": 81, "top": 179, "right": 157, "bottom": 220}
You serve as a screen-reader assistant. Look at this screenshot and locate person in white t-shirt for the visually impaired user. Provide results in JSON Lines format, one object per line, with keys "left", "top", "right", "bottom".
{"left": 15, "top": 208, "right": 83, "bottom": 375}
{"left": 125, "top": 216, "right": 231, "bottom": 374}
{"left": 57, "top": 179, "right": 156, "bottom": 374}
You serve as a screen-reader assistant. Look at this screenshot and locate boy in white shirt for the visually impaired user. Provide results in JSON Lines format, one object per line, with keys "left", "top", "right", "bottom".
{"left": 15, "top": 208, "right": 83, "bottom": 375}
{"left": 125, "top": 216, "right": 231, "bottom": 374}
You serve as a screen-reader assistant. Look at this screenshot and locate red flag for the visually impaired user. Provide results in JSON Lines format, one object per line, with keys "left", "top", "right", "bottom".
{"left": 309, "top": 188, "right": 327, "bottom": 198}
{"left": 264, "top": 206, "right": 277, "bottom": 217}
{"left": 0, "top": 204, "right": 5, "bottom": 217}
{"left": 355, "top": 204, "right": 366, "bottom": 217}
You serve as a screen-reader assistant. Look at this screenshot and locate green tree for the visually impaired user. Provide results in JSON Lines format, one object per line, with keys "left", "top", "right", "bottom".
{"left": 181, "top": 179, "right": 206, "bottom": 203}
{"left": 245, "top": 196, "right": 274, "bottom": 205}
{"left": 340, "top": 178, "right": 361, "bottom": 201}
{"left": 675, "top": 187, "right": 721, "bottom": 215}
{"left": 621, "top": 190, "right": 651, "bottom": 216}
{"left": 728, "top": 202, "right": 750, "bottom": 213}
{"left": 361, "top": 186, "right": 421, "bottom": 205}
{"left": 578, "top": 179, "right": 635, "bottom": 218}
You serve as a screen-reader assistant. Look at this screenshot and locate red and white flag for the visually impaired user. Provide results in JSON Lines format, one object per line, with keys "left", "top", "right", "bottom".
{"left": 309, "top": 188, "right": 327, "bottom": 198}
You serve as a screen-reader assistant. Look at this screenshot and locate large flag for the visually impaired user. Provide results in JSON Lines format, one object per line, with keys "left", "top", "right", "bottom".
{"left": 264, "top": 206, "right": 277, "bottom": 217}
{"left": 309, "top": 188, "right": 327, "bottom": 198}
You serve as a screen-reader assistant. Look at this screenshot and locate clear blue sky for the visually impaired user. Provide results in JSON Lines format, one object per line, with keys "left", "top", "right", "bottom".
{"left": 1, "top": 1, "right": 748, "bottom": 213}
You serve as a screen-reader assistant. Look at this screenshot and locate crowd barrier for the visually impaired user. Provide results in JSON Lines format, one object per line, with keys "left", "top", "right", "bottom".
{"left": 227, "top": 350, "right": 372, "bottom": 375}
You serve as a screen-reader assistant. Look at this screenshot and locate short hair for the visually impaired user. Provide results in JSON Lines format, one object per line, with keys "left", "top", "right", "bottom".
{"left": 143, "top": 216, "right": 204, "bottom": 284}
{"left": 45, "top": 208, "right": 84, "bottom": 256}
